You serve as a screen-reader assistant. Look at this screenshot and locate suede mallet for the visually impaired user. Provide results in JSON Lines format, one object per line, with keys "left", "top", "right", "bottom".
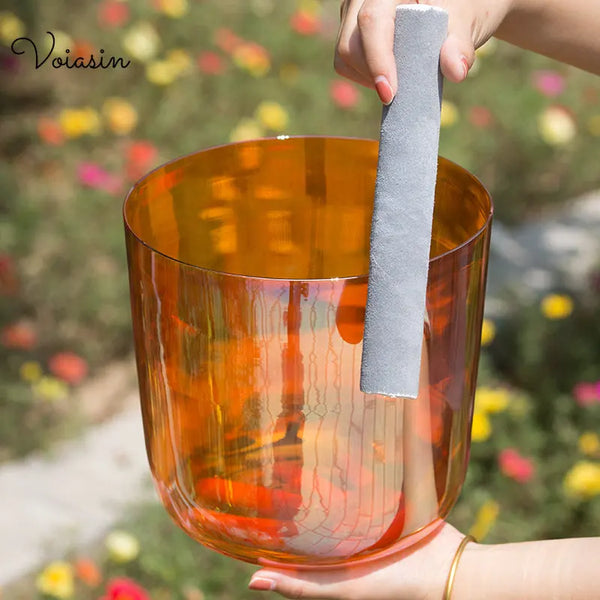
{"left": 360, "top": 5, "right": 448, "bottom": 398}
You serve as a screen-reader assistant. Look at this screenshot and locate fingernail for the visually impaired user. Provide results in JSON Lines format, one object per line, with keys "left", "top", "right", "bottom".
{"left": 249, "top": 576, "right": 277, "bottom": 591}
{"left": 460, "top": 57, "right": 470, "bottom": 80}
{"left": 374, "top": 75, "right": 394, "bottom": 105}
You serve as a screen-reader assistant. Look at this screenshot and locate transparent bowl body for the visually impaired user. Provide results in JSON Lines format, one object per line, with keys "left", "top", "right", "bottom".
{"left": 124, "top": 137, "right": 492, "bottom": 568}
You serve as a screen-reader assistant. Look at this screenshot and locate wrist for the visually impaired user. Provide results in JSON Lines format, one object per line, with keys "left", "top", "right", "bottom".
{"left": 445, "top": 539, "right": 484, "bottom": 600}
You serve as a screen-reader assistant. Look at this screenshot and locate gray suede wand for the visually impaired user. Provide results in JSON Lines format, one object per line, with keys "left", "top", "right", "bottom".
{"left": 360, "top": 5, "right": 448, "bottom": 398}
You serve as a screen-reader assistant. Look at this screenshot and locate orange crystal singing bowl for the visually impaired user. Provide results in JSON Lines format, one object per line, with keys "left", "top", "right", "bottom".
{"left": 124, "top": 137, "right": 492, "bottom": 568}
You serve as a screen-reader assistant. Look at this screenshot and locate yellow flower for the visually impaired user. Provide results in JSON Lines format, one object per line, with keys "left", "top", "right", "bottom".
{"left": 0, "top": 11, "right": 25, "bottom": 44}
{"left": 475, "top": 387, "right": 510, "bottom": 414}
{"left": 156, "top": 0, "right": 189, "bottom": 18}
{"left": 471, "top": 411, "right": 491, "bottom": 442}
{"left": 122, "top": 22, "right": 160, "bottom": 62}
{"left": 255, "top": 101, "right": 289, "bottom": 131}
{"left": 480, "top": 319, "right": 495, "bottom": 346}
{"left": 105, "top": 530, "right": 140, "bottom": 563}
{"left": 540, "top": 293, "right": 573, "bottom": 319}
{"left": 146, "top": 60, "right": 179, "bottom": 85}
{"left": 33, "top": 377, "right": 69, "bottom": 402}
{"left": 578, "top": 432, "right": 600, "bottom": 457}
{"left": 587, "top": 115, "right": 600, "bottom": 137}
{"left": 229, "top": 118, "right": 264, "bottom": 143}
{"left": 20, "top": 361, "right": 42, "bottom": 383}
{"left": 468, "top": 499, "right": 499, "bottom": 541}
{"left": 36, "top": 562, "right": 74, "bottom": 599}
{"left": 538, "top": 106, "right": 576, "bottom": 146}
{"left": 564, "top": 461, "right": 600, "bottom": 498}
{"left": 440, "top": 100, "right": 458, "bottom": 128}
{"left": 298, "top": 0, "right": 321, "bottom": 14}
{"left": 102, "top": 98, "right": 138, "bottom": 135}
{"left": 166, "top": 48, "right": 193, "bottom": 76}
{"left": 59, "top": 107, "right": 101, "bottom": 138}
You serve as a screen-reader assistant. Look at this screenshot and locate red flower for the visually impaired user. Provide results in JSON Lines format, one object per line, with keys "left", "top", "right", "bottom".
{"left": 330, "top": 79, "right": 360, "bottom": 109}
{"left": 98, "top": 1, "right": 130, "bottom": 28}
{"left": 0, "top": 254, "right": 19, "bottom": 295}
{"left": 101, "top": 578, "right": 150, "bottom": 600}
{"left": 48, "top": 352, "right": 88, "bottom": 385}
{"left": 468, "top": 106, "right": 493, "bottom": 128}
{"left": 1, "top": 322, "right": 37, "bottom": 350}
{"left": 126, "top": 141, "right": 159, "bottom": 181}
{"left": 198, "top": 51, "right": 225, "bottom": 75}
{"left": 498, "top": 448, "right": 534, "bottom": 483}
{"left": 74, "top": 557, "right": 101, "bottom": 587}
{"left": 290, "top": 10, "right": 321, "bottom": 36}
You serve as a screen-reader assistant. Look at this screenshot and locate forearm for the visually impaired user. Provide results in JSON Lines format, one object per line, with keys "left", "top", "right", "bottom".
{"left": 453, "top": 537, "right": 600, "bottom": 599}
{"left": 496, "top": 0, "right": 600, "bottom": 75}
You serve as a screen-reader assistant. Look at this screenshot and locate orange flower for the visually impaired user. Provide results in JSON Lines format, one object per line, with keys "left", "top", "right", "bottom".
{"left": 48, "top": 352, "right": 88, "bottom": 385}
{"left": 38, "top": 117, "right": 64, "bottom": 146}
{"left": 214, "top": 28, "right": 242, "bottom": 54}
{"left": 72, "top": 40, "right": 95, "bottom": 59}
{"left": 1, "top": 322, "right": 37, "bottom": 350}
{"left": 290, "top": 10, "right": 321, "bottom": 35}
{"left": 74, "top": 557, "right": 101, "bottom": 587}
{"left": 233, "top": 42, "right": 270, "bottom": 77}
{"left": 126, "top": 140, "right": 158, "bottom": 180}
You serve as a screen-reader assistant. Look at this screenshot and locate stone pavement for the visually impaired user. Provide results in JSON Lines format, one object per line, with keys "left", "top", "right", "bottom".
{"left": 485, "top": 190, "right": 600, "bottom": 316}
{"left": 0, "top": 391, "right": 153, "bottom": 587}
{"left": 0, "top": 190, "right": 598, "bottom": 588}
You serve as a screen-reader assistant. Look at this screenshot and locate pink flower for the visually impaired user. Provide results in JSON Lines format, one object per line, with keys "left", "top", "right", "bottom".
{"left": 98, "top": 1, "right": 130, "bottom": 28}
{"left": 48, "top": 352, "right": 88, "bottom": 385}
{"left": 532, "top": 70, "right": 565, "bottom": 97}
{"left": 101, "top": 578, "right": 150, "bottom": 600}
{"left": 573, "top": 382, "right": 600, "bottom": 407}
{"left": 198, "top": 51, "right": 225, "bottom": 75}
{"left": 468, "top": 106, "right": 493, "bottom": 128}
{"left": 77, "top": 162, "right": 122, "bottom": 195}
{"left": 290, "top": 10, "right": 321, "bottom": 35}
{"left": 330, "top": 79, "right": 360, "bottom": 109}
{"left": 1, "top": 322, "right": 37, "bottom": 350}
{"left": 499, "top": 448, "right": 535, "bottom": 483}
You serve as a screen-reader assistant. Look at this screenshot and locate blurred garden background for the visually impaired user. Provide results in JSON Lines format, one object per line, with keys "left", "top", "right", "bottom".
{"left": 1, "top": 0, "right": 600, "bottom": 598}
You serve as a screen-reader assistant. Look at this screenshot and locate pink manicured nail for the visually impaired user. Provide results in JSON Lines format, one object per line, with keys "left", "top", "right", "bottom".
{"left": 374, "top": 75, "right": 394, "bottom": 105}
{"left": 460, "top": 57, "right": 470, "bottom": 80}
{"left": 249, "top": 576, "right": 277, "bottom": 591}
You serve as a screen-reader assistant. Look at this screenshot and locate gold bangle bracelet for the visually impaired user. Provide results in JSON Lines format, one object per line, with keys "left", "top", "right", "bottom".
{"left": 442, "top": 535, "right": 476, "bottom": 600}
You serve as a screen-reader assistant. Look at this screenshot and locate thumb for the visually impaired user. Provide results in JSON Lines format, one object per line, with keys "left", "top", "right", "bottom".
{"left": 248, "top": 569, "right": 355, "bottom": 599}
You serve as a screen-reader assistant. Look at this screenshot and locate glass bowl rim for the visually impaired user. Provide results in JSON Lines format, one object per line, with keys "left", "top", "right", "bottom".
{"left": 123, "top": 135, "right": 494, "bottom": 282}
